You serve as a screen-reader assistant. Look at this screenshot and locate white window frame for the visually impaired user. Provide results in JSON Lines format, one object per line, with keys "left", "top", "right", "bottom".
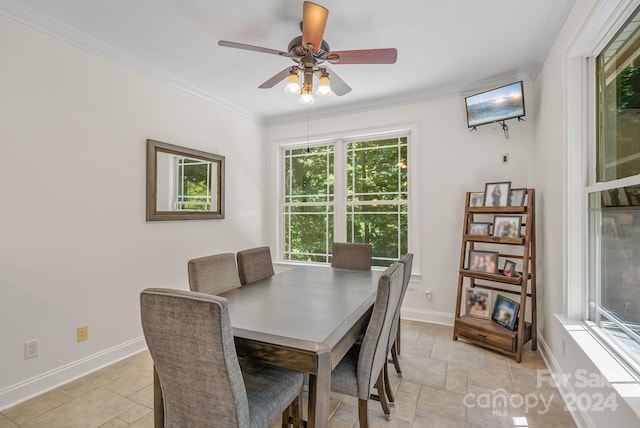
{"left": 567, "top": 0, "right": 640, "bottom": 369}
{"left": 270, "top": 123, "right": 420, "bottom": 271}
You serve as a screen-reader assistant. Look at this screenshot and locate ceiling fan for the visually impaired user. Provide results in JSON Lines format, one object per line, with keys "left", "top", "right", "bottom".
{"left": 218, "top": 1, "right": 397, "bottom": 104}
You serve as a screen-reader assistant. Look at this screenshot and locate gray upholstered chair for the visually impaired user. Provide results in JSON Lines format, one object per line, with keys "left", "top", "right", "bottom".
{"left": 187, "top": 252, "right": 241, "bottom": 295}
{"left": 330, "top": 262, "right": 404, "bottom": 427}
{"left": 236, "top": 246, "right": 275, "bottom": 285}
{"left": 331, "top": 242, "right": 372, "bottom": 270}
{"left": 383, "top": 253, "right": 414, "bottom": 405}
{"left": 140, "top": 288, "right": 303, "bottom": 428}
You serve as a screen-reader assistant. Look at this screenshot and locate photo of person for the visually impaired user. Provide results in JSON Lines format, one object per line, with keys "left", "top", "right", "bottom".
{"left": 502, "top": 260, "right": 517, "bottom": 277}
{"left": 483, "top": 182, "right": 511, "bottom": 207}
{"left": 493, "top": 215, "right": 521, "bottom": 238}
{"left": 466, "top": 289, "right": 491, "bottom": 318}
{"left": 492, "top": 295, "right": 520, "bottom": 330}
{"left": 468, "top": 222, "right": 490, "bottom": 235}
{"left": 468, "top": 250, "right": 498, "bottom": 274}
{"left": 509, "top": 188, "right": 526, "bottom": 206}
{"left": 469, "top": 192, "right": 484, "bottom": 207}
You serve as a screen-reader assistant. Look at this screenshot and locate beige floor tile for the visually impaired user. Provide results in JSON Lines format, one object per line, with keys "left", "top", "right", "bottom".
{"left": 104, "top": 368, "right": 152, "bottom": 398}
{"left": 416, "top": 385, "right": 467, "bottom": 422}
{"left": 98, "top": 418, "right": 129, "bottom": 428}
{"left": 127, "top": 412, "right": 153, "bottom": 428}
{"left": 116, "top": 405, "right": 150, "bottom": 424}
{"left": 0, "top": 414, "right": 18, "bottom": 428}
{"left": 411, "top": 408, "right": 472, "bottom": 428}
{"left": 1, "top": 388, "right": 72, "bottom": 425}
{"left": 21, "top": 387, "right": 136, "bottom": 428}
{"left": 396, "top": 379, "right": 421, "bottom": 396}
{"left": 445, "top": 365, "right": 468, "bottom": 394}
{"left": 126, "top": 385, "right": 153, "bottom": 409}
{"left": 396, "top": 355, "right": 447, "bottom": 388}
{"left": 389, "top": 390, "right": 417, "bottom": 421}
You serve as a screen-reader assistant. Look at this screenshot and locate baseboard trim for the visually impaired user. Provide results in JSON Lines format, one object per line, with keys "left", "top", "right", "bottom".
{"left": 401, "top": 308, "right": 454, "bottom": 326}
{"left": 0, "top": 337, "right": 147, "bottom": 411}
{"left": 536, "top": 331, "right": 592, "bottom": 428}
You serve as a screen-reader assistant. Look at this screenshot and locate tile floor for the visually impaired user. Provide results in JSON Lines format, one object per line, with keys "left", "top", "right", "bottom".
{"left": 0, "top": 321, "right": 576, "bottom": 428}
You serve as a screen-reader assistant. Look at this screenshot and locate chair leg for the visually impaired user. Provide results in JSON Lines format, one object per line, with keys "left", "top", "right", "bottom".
{"left": 283, "top": 386, "right": 304, "bottom": 428}
{"left": 390, "top": 341, "right": 402, "bottom": 377}
{"left": 376, "top": 370, "right": 391, "bottom": 420}
{"left": 396, "top": 322, "right": 402, "bottom": 355}
{"left": 358, "top": 399, "right": 370, "bottom": 428}
{"left": 383, "top": 361, "right": 395, "bottom": 406}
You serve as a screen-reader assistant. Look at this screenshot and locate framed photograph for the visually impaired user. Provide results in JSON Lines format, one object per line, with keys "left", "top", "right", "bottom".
{"left": 468, "top": 222, "right": 490, "bottom": 236}
{"left": 469, "top": 192, "right": 485, "bottom": 207}
{"left": 466, "top": 288, "right": 491, "bottom": 318}
{"left": 509, "top": 188, "right": 527, "bottom": 206}
{"left": 467, "top": 250, "right": 499, "bottom": 274}
{"left": 493, "top": 215, "right": 521, "bottom": 238}
{"left": 483, "top": 181, "right": 511, "bottom": 207}
{"left": 502, "top": 259, "right": 517, "bottom": 277}
{"left": 492, "top": 295, "right": 520, "bottom": 330}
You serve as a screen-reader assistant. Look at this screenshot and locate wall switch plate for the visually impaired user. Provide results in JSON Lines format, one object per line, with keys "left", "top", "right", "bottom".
{"left": 25, "top": 339, "right": 39, "bottom": 359}
{"left": 77, "top": 326, "right": 88, "bottom": 342}
{"left": 501, "top": 153, "right": 510, "bottom": 164}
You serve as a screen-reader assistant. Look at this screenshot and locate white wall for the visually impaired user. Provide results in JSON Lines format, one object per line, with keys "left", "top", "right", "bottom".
{"left": 0, "top": 15, "right": 267, "bottom": 408}
{"left": 266, "top": 92, "right": 536, "bottom": 324}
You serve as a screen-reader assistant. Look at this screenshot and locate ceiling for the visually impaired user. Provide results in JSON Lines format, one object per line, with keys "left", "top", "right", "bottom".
{"left": 0, "top": 0, "right": 574, "bottom": 125}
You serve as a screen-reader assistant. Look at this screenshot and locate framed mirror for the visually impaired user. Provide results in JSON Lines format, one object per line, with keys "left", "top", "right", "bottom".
{"left": 146, "top": 139, "right": 225, "bottom": 221}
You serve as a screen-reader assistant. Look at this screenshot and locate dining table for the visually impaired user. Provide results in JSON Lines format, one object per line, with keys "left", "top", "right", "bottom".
{"left": 153, "top": 264, "right": 383, "bottom": 428}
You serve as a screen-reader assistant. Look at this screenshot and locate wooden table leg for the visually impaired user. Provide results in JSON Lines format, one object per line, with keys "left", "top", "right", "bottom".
{"left": 153, "top": 366, "right": 164, "bottom": 428}
{"left": 307, "top": 352, "right": 331, "bottom": 428}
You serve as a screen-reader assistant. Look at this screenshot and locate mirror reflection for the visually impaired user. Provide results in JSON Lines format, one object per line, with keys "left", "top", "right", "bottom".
{"left": 146, "top": 139, "right": 225, "bottom": 221}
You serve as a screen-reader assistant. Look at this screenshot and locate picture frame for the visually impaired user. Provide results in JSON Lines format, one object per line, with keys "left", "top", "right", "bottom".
{"left": 468, "top": 222, "right": 491, "bottom": 236}
{"left": 492, "top": 295, "right": 520, "bottom": 331}
{"left": 483, "top": 181, "right": 511, "bottom": 207}
{"left": 493, "top": 215, "right": 522, "bottom": 238}
{"left": 467, "top": 250, "right": 499, "bottom": 274}
{"left": 502, "top": 259, "right": 517, "bottom": 277}
{"left": 465, "top": 288, "right": 491, "bottom": 318}
{"left": 509, "top": 188, "right": 527, "bottom": 206}
{"left": 469, "top": 192, "right": 485, "bottom": 207}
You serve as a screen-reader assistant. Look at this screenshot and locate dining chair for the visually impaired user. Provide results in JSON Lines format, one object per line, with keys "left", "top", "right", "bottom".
{"left": 331, "top": 242, "right": 372, "bottom": 270}
{"left": 187, "top": 252, "right": 241, "bottom": 295}
{"left": 383, "top": 253, "right": 414, "bottom": 405}
{"left": 140, "top": 288, "right": 303, "bottom": 428}
{"left": 236, "top": 246, "right": 275, "bottom": 285}
{"left": 330, "top": 262, "right": 404, "bottom": 427}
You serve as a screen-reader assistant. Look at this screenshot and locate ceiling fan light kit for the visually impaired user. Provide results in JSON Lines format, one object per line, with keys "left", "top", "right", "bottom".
{"left": 218, "top": 1, "right": 397, "bottom": 106}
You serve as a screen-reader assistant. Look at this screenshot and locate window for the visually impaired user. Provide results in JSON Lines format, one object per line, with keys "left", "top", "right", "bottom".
{"left": 282, "top": 134, "right": 409, "bottom": 267}
{"left": 175, "top": 157, "right": 215, "bottom": 211}
{"left": 588, "top": 5, "right": 640, "bottom": 371}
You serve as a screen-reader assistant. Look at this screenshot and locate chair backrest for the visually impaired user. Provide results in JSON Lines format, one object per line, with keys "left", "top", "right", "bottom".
{"left": 236, "top": 246, "right": 275, "bottom": 285}
{"left": 187, "top": 253, "right": 241, "bottom": 295}
{"left": 140, "top": 288, "right": 250, "bottom": 427}
{"left": 331, "top": 242, "right": 372, "bottom": 270}
{"left": 357, "top": 262, "right": 404, "bottom": 399}
{"left": 388, "top": 253, "right": 414, "bottom": 351}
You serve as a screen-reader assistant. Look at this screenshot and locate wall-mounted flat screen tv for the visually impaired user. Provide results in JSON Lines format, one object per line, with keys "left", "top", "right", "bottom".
{"left": 465, "top": 81, "right": 525, "bottom": 128}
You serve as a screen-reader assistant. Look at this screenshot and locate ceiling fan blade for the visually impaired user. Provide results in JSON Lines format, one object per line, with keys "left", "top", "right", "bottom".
{"left": 218, "top": 40, "right": 292, "bottom": 58}
{"left": 301, "top": 1, "right": 329, "bottom": 53}
{"left": 258, "top": 68, "right": 292, "bottom": 89}
{"left": 324, "top": 66, "right": 351, "bottom": 96}
{"left": 326, "top": 48, "right": 397, "bottom": 64}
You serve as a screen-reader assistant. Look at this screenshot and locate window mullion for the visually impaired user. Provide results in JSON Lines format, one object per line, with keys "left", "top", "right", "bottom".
{"left": 334, "top": 139, "right": 346, "bottom": 242}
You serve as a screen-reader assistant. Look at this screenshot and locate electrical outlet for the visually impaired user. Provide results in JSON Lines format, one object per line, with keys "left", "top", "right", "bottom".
{"left": 77, "top": 326, "right": 88, "bottom": 342}
{"left": 424, "top": 289, "right": 432, "bottom": 301}
{"left": 25, "top": 339, "right": 39, "bottom": 359}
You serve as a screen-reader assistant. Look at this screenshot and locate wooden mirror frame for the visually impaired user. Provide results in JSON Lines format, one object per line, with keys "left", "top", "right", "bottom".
{"left": 146, "top": 139, "right": 225, "bottom": 221}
